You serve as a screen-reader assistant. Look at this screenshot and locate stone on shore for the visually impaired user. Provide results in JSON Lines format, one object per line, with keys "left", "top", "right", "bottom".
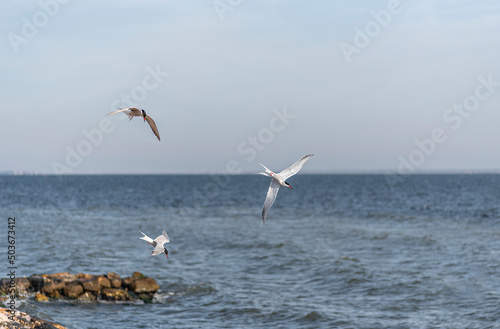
{"left": 0, "top": 308, "right": 68, "bottom": 329}
{"left": 27, "top": 276, "right": 44, "bottom": 292}
{"left": 121, "top": 276, "right": 136, "bottom": 289}
{"left": 77, "top": 291, "right": 96, "bottom": 302}
{"left": 0, "top": 278, "right": 30, "bottom": 295}
{"left": 107, "top": 272, "right": 121, "bottom": 280}
{"left": 63, "top": 282, "right": 83, "bottom": 299}
{"left": 47, "top": 273, "right": 77, "bottom": 283}
{"left": 14, "top": 278, "right": 30, "bottom": 293}
{"left": 80, "top": 278, "right": 100, "bottom": 292}
{"left": 101, "top": 288, "right": 132, "bottom": 302}
{"left": 40, "top": 281, "right": 65, "bottom": 298}
{"left": 35, "top": 292, "right": 49, "bottom": 302}
{"left": 76, "top": 273, "right": 95, "bottom": 280}
{"left": 107, "top": 272, "right": 122, "bottom": 288}
{"left": 97, "top": 276, "right": 111, "bottom": 289}
{"left": 131, "top": 278, "right": 160, "bottom": 293}
{"left": 132, "top": 271, "right": 145, "bottom": 278}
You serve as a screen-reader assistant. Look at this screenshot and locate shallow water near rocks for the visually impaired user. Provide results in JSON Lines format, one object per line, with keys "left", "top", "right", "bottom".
{"left": 2, "top": 174, "right": 500, "bottom": 328}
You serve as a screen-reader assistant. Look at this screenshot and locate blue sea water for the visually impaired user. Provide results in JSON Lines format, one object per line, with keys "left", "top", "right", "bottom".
{"left": 1, "top": 174, "right": 500, "bottom": 329}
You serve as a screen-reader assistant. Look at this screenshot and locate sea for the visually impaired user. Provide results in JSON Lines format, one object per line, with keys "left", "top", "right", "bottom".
{"left": 1, "top": 174, "right": 500, "bottom": 329}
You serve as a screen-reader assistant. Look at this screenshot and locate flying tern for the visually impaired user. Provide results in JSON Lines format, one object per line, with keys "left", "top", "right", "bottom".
{"left": 107, "top": 107, "right": 161, "bottom": 141}
{"left": 139, "top": 228, "right": 170, "bottom": 258}
{"left": 257, "top": 154, "right": 314, "bottom": 222}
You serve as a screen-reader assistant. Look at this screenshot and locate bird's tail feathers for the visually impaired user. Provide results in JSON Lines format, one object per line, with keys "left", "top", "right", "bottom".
{"left": 139, "top": 231, "right": 153, "bottom": 243}
{"left": 256, "top": 163, "right": 272, "bottom": 176}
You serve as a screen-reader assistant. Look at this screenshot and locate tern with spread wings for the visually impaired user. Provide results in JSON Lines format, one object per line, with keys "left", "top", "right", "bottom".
{"left": 139, "top": 228, "right": 170, "bottom": 258}
{"left": 107, "top": 107, "right": 161, "bottom": 141}
{"left": 257, "top": 154, "right": 314, "bottom": 223}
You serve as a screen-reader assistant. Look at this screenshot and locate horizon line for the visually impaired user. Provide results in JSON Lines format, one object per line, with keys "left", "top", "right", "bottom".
{"left": 2, "top": 170, "right": 500, "bottom": 176}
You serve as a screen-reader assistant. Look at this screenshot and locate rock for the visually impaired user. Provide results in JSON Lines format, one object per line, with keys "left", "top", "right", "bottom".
{"left": 107, "top": 272, "right": 121, "bottom": 280}
{"left": 121, "top": 276, "right": 137, "bottom": 289}
{"left": 136, "top": 292, "right": 156, "bottom": 303}
{"left": 132, "top": 271, "right": 145, "bottom": 278}
{"left": 0, "top": 278, "right": 14, "bottom": 294}
{"left": 15, "top": 278, "right": 30, "bottom": 293}
{"left": 48, "top": 289, "right": 61, "bottom": 299}
{"left": 76, "top": 273, "right": 95, "bottom": 280}
{"left": 48, "top": 273, "right": 77, "bottom": 283}
{"left": 0, "top": 278, "right": 31, "bottom": 294}
{"left": 80, "top": 278, "right": 100, "bottom": 292}
{"left": 107, "top": 272, "right": 122, "bottom": 288}
{"left": 35, "top": 292, "right": 49, "bottom": 302}
{"left": 97, "top": 276, "right": 111, "bottom": 289}
{"left": 110, "top": 278, "right": 122, "bottom": 288}
{"left": 28, "top": 275, "right": 45, "bottom": 292}
{"left": 77, "top": 291, "right": 96, "bottom": 302}
{"left": 101, "top": 288, "right": 132, "bottom": 302}
{"left": 130, "top": 278, "right": 159, "bottom": 293}
{"left": 63, "top": 282, "right": 83, "bottom": 299}
{"left": 41, "top": 280, "right": 65, "bottom": 298}
{"left": 0, "top": 307, "right": 68, "bottom": 329}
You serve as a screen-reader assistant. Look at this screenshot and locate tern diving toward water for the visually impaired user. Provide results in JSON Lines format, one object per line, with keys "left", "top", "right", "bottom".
{"left": 107, "top": 107, "right": 161, "bottom": 141}
{"left": 139, "top": 228, "right": 170, "bottom": 258}
{"left": 257, "top": 154, "right": 314, "bottom": 223}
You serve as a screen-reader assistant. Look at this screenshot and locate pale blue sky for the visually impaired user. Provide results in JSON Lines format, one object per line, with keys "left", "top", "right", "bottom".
{"left": 1, "top": 0, "right": 500, "bottom": 174}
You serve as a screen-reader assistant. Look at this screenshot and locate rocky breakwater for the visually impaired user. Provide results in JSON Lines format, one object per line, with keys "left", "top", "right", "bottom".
{"left": 0, "top": 271, "right": 160, "bottom": 303}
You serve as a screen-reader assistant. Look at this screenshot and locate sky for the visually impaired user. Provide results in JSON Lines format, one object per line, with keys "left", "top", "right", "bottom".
{"left": 1, "top": 0, "right": 500, "bottom": 174}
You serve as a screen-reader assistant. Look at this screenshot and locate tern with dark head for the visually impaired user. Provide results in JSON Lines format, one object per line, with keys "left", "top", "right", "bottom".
{"left": 139, "top": 228, "right": 170, "bottom": 258}
{"left": 257, "top": 154, "right": 314, "bottom": 223}
{"left": 107, "top": 107, "right": 161, "bottom": 141}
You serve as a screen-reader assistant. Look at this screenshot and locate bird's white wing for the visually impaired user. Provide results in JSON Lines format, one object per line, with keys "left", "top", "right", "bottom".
{"left": 139, "top": 231, "right": 154, "bottom": 244}
{"left": 262, "top": 179, "right": 281, "bottom": 222}
{"left": 145, "top": 115, "right": 161, "bottom": 141}
{"left": 106, "top": 107, "right": 141, "bottom": 117}
{"left": 155, "top": 228, "right": 170, "bottom": 245}
{"left": 150, "top": 245, "right": 165, "bottom": 256}
{"left": 278, "top": 154, "right": 314, "bottom": 180}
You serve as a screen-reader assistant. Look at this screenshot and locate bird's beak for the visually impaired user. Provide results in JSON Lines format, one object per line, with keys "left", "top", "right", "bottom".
{"left": 289, "top": 185, "right": 293, "bottom": 189}
{"left": 143, "top": 117, "right": 146, "bottom": 122}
